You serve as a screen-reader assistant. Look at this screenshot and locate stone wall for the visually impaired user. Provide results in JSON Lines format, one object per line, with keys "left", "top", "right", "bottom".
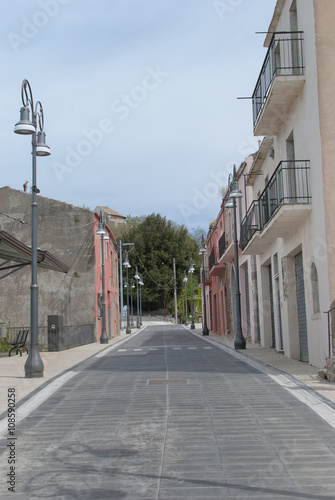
{"left": 0, "top": 186, "right": 96, "bottom": 330}
{"left": 326, "top": 357, "right": 335, "bottom": 383}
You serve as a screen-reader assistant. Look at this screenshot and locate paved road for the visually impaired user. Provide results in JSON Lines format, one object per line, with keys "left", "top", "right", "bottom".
{"left": 1, "top": 325, "right": 335, "bottom": 499}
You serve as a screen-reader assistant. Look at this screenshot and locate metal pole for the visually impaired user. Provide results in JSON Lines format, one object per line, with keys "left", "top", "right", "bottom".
{"left": 184, "top": 272, "right": 188, "bottom": 326}
{"left": 140, "top": 281, "right": 143, "bottom": 326}
{"left": 190, "top": 259, "right": 195, "bottom": 330}
{"left": 233, "top": 198, "right": 246, "bottom": 349}
{"left": 202, "top": 252, "right": 209, "bottom": 335}
{"left": 120, "top": 241, "right": 124, "bottom": 331}
{"left": 136, "top": 268, "right": 140, "bottom": 328}
{"left": 126, "top": 261, "right": 131, "bottom": 334}
{"left": 130, "top": 280, "right": 134, "bottom": 327}
{"left": 25, "top": 117, "right": 44, "bottom": 378}
{"left": 100, "top": 232, "right": 108, "bottom": 343}
{"left": 173, "top": 258, "right": 178, "bottom": 324}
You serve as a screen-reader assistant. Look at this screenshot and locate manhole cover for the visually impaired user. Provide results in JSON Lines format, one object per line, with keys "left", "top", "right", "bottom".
{"left": 147, "top": 379, "right": 188, "bottom": 385}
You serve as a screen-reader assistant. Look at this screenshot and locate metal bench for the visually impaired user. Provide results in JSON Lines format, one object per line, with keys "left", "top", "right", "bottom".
{"left": 8, "top": 330, "right": 29, "bottom": 357}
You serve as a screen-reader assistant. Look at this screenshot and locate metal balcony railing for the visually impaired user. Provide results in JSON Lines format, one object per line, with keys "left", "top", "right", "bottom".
{"left": 208, "top": 248, "right": 215, "bottom": 271}
{"left": 252, "top": 31, "right": 304, "bottom": 128}
{"left": 240, "top": 160, "right": 311, "bottom": 250}
{"left": 219, "top": 233, "right": 226, "bottom": 259}
{"left": 199, "top": 267, "right": 209, "bottom": 284}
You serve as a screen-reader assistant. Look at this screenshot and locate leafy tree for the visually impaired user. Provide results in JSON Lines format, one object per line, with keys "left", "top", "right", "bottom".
{"left": 120, "top": 213, "right": 201, "bottom": 313}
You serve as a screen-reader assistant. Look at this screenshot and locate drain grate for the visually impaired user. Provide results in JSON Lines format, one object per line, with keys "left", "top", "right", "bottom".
{"left": 147, "top": 379, "right": 188, "bottom": 385}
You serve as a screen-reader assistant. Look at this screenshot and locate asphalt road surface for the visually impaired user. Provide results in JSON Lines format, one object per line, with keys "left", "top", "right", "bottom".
{"left": 1, "top": 325, "right": 335, "bottom": 499}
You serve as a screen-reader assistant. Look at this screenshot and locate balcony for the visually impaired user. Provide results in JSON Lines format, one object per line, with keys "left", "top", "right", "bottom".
{"left": 199, "top": 266, "right": 211, "bottom": 286}
{"left": 208, "top": 233, "right": 227, "bottom": 276}
{"left": 253, "top": 31, "right": 305, "bottom": 136}
{"left": 240, "top": 160, "right": 311, "bottom": 254}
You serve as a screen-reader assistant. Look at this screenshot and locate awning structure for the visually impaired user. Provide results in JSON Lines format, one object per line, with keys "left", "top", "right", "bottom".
{"left": 0, "top": 230, "right": 69, "bottom": 274}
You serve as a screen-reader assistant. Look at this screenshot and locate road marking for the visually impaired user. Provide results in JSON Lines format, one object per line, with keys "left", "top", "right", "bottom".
{"left": 134, "top": 349, "right": 142, "bottom": 351}
{"left": 118, "top": 349, "right": 127, "bottom": 351}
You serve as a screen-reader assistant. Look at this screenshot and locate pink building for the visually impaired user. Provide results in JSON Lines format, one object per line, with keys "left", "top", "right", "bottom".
{"left": 94, "top": 212, "right": 119, "bottom": 341}
{"left": 203, "top": 155, "right": 259, "bottom": 343}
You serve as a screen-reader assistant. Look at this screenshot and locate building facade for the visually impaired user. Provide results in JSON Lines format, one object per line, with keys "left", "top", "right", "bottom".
{"left": 0, "top": 186, "right": 120, "bottom": 342}
{"left": 203, "top": 155, "right": 259, "bottom": 343}
{"left": 240, "top": 0, "right": 335, "bottom": 368}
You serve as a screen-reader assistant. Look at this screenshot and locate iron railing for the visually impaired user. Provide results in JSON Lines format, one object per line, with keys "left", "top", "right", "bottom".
{"left": 324, "top": 306, "right": 335, "bottom": 358}
{"left": 208, "top": 248, "right": 215, "bottom": 271}
{"left": 252, "top": 31, "right": 304, "bottom": 128}
{"left": 199, "top": 266, "right": 209, "bottom": 284}
{"left": 240, "top": 160, "right": 311, "bottom": 250}
{"left": 4, "top": 324, "right": 95, "bottom": 351}
{"left": 219, "top": 233, "right": 226, "bottom": 259}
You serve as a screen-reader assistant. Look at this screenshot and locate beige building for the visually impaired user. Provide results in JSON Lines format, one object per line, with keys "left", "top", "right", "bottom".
{"left": 240, "top": 0, "right": 335, "bottom": 368}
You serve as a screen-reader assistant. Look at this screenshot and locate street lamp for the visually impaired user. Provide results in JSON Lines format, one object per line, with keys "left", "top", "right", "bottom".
{"left": 130, "top": 279, "right": 135, "bottom": 327}
{"left": 199, "top": 236, "right": 209, "bottom": 336}
{"left": 183, "top": 270, "right": 188, "bottom": 326}
{"left": 119, "top": 241, "right": 134, "bottom": 331}
{"left": 96, "top": 212, "right": 109, "bottom": 344}
{"left": 225, "top": 165, "right": 246, "bottom": 350}
{"left": 134, "top": 266, "right": 140, "bottom": 328}
{"left": 123, "top": 251, "right": 131, "bottom": 334}
{"left": 189, "top": 259, "right": 195, "bottom": 329}
{"left": 14, "top": 79, "right": 50, "bottom": 378}
{"left": 139, "top": 276, "right": 144, "bottom": 326}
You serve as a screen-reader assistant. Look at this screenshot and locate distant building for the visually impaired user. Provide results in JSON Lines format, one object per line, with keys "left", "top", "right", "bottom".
{"left": 0, "top": 186, "right": 120, "bottom": 342}
{"left": 95, "top": 206, "right": 127, "bottom": 228}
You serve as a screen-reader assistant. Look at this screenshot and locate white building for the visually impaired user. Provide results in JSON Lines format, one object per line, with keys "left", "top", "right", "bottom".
{"left": 240, "top": 0, "right": 335, "bottom": 368}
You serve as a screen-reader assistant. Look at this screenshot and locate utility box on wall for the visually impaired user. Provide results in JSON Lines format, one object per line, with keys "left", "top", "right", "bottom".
{"left": 48, "top": 315, "right": 62, "bottom": 351}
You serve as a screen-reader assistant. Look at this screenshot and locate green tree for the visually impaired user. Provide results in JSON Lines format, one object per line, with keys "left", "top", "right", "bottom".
{"left": 120, "top": 213, "right": 201, "bottom": 313}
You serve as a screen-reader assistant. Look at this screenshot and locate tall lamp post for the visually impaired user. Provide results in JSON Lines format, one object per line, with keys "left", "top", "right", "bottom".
{"left": 183, "top": 271, "right": 188, "bottom": 326}
{"left": 199, "top": 236, "right": 209, "bottom": 336}
{"left": 119, "top": 241, "right": 134, "bottom": 331}
{"left": 123, "top": 251, "right": 131, "bottom": 334}
{"left": 134, "top": 266, "right": 141, "bottom": 329}
{"left": 225, "top": 166, "right": 246, "bottom": 350}
{"left": 139, "top": 276, "right": 144, "bottom": 326}
{"left": 14, "top": 79, "right": 50, "bottom": 378}
{"left": 189, "top": 259, "right": 195, "bottom": 329}
{"left": 96, "top": 212, "right": 109, "bottom": 344}
{"left": 130, "top": 279, "right": 135, "bottom": 327}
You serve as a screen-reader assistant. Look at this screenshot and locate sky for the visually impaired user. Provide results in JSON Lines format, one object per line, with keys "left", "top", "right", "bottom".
{"left": 0, "top": 0, "right": 276, "bottom": 232}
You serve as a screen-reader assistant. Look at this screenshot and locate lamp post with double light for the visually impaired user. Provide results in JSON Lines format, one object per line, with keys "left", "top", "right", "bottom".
{"left": 139, "top": 276, "right": 144, "bottom": 326}
{"left": 225, "top": 165, "right": 246, "bottom": 350}
{"left": 14, "top": 79, "right": 51, "bottom": 378}
{"left": 130, "top": 279, "right": 135, "bottom": 327}
{"left": 96, "top": 212, "right": 109, "bottom": 344}
{"left": 123, "top": 251, "right": 131, "bottom": 334}
{"left": 183, "top": 270, "right": 188, "bottom": 326}
{"left": 199, "top": 236, "right": 209, "bottom": 336}
{"left": 189, "top": 258, "right": 195, "bottom": 329}
{"left": 134, "top": 266, "right": 140, "bottom": 328}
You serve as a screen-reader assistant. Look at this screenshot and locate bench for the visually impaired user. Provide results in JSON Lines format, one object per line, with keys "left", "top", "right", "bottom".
{"left": 8, "top": 330, "right": 29, "bottom": 357}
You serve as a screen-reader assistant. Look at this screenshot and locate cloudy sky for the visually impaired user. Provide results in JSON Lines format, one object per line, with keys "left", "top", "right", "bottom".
{"left": 1, "top": 0, "right": 276, "bottom": 231}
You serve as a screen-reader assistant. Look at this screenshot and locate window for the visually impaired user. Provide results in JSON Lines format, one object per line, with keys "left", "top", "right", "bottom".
{"left": 311, "top": 263, "right": 320, "bottom": 314}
